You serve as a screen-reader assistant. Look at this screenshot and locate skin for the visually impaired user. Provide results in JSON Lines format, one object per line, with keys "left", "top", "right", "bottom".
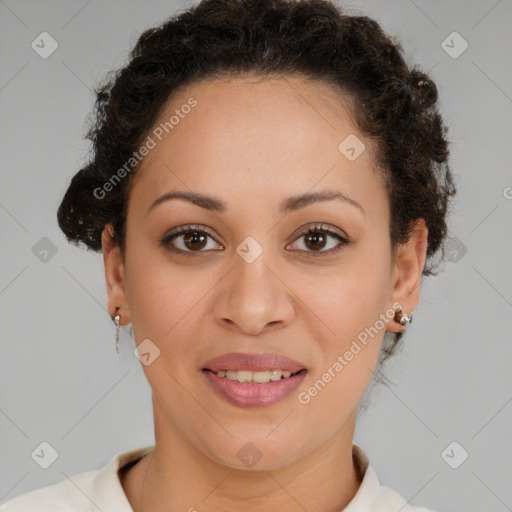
{"left": 102, "top": 74, "right": 428, "bottom": 512}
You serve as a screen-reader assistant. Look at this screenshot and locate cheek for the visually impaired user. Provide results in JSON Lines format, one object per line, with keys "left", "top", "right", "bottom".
{"left": 295, "top": 250, "right": 390, "bottom": 342}
{"left": 292, "top": 241, "right": 391, "bottom": 392}
{"left": 296, "top": 271, "right": 388, "bottom": 426}
{"left": 124, "top": 249, "right": 228, "bottom": 387}
{"left": 123, "top": 257, "right": 207, "bottom": 405}
{"left": 304, "top": 276, "right": 386, "bottom": 387}
{"left": 123, "top": 244, "right": 201, "bottom": 345}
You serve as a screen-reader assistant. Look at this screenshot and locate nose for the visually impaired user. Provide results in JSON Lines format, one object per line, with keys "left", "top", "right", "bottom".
{"left": 213, "top": 253, "right": 295, "bottom": 336}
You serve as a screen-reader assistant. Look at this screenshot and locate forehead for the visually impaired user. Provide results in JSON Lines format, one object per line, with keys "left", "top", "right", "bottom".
{"left": 127, "top": 74, "right": 387, "bottom": 220}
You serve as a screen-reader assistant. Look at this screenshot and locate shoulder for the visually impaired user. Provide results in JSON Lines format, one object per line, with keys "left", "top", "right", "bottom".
{"left": 0, "top": 468, "right": 101, "bottom": 512}
{"left": 374, "top": 472, "right": 439, "bottom": 512}
{"left": 358, "top": 465, "right": 438, "bottom": 512}
{"left": 0, "top": 445, "right": 154, "bottom": 512}
{"left": 347, "top": 445, "right": 440, "bottom": 512}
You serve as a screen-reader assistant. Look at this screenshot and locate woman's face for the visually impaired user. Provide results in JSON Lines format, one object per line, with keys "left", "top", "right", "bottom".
{"left": 103, "top": 74, "right": 426, "bottom": 469}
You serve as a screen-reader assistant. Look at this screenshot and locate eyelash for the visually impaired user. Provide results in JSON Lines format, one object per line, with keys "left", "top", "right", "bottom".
{"left": 160, "top": 223, "right": 351, "bottom": 258}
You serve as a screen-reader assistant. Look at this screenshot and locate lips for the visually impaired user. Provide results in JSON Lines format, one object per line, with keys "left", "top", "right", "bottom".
{"left": 203, "top": 369, "right": 307, "bottom": 408}
{"left": 202, "top": 352, "right": 308, "bottom": 373}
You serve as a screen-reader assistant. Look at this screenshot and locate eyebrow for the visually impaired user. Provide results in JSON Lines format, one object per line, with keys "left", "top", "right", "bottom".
{"left": 148, "top": 189, "right": 364, "bottom": 215}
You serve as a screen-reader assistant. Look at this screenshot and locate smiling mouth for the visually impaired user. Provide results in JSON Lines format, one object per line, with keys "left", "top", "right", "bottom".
{"left": 202, "top": 368, "right": 306, "bottom": 384}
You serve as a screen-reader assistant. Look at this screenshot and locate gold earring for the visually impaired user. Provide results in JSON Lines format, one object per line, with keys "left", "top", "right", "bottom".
{"left": 113, "top": 308, "right": 121, "bottom": 354}
{"left": 394, "top": 308, "right": 413, "bottom": 326}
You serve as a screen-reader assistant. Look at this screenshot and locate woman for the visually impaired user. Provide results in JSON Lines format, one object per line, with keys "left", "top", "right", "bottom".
{"left": 0, "top": 0, "right": 456, "bottom": 510}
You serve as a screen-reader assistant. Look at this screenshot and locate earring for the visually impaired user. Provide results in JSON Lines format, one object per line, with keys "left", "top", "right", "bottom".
{"left": 394, "top": 308, "right": 413, "bottom": 326}
{"left": 113, "top": 307, "right": 121, "bottom": 354}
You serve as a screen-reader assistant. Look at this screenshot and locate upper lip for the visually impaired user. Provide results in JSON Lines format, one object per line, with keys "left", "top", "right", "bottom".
{"left": 202, "top": 352, "right": 308, "bottom": 373}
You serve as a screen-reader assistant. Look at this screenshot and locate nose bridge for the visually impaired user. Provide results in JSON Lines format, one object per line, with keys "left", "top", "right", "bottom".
{"left": 231, "top": 243, "right": 278, "bottom": 307}
{"left": 214, "top": 238, "right": 294, "bottom": 334}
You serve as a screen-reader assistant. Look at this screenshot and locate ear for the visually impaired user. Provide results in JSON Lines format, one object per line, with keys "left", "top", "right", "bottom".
{"left": 387, "top": 218, "right": 428, "bottom": 333}
{"left": 102, "top": 224, "right": 131, "bottom": 325}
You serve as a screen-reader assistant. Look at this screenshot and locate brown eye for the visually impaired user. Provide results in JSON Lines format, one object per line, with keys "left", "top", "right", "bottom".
{"left": 304, "top": 230, "right": 328, "bottom": 251}
{"left": 181, "top": 231, "right": 208, "bottom": 251}
{"left": 161, "top": 225, "right": 222, "bottom": 254}
{"left": 160, "top": 223, "right": 350, "bottom": 257}
{"left": 288, "top": 224, "right": 351, "bottom": 257}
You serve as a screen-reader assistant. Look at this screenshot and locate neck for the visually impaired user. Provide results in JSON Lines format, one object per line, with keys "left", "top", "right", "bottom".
{"left": 121, "top": 407, "right": 362, "bottom": 512}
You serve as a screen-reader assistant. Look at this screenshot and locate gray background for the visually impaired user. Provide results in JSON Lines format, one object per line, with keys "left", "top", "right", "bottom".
{"left": 1, "top": 0, "right": 511, "bottom": 510}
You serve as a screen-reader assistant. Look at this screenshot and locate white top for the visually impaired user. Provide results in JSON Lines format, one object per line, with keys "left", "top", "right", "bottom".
{"left": 0, "top": 444, "right": 436, "bottom": 511}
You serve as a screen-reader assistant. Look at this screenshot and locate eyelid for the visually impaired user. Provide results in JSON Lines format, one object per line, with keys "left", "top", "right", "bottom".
{"left": 289, "top": 222, "right": 348, "bottom": 243}
{"left": 164, "top": 224, "right": 220, "bottom": 242}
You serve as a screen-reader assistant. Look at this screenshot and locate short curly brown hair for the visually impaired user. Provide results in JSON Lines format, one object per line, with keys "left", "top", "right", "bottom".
{"left": 57, "top": 0, "right": 456, "bottom": 362}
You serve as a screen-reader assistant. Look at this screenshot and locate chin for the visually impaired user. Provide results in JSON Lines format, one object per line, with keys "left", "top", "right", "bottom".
{"left": 203, "top": 436, "right": 305, "bottom": 471}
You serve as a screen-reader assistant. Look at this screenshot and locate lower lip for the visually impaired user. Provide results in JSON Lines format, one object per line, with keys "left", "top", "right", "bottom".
{"left": 202, "top": 369, "right": 307, "bottom": 408}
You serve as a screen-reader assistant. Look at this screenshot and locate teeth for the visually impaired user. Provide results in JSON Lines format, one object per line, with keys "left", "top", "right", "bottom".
{"left": 215, "top": 369, "right": 296, "bottom": 383}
